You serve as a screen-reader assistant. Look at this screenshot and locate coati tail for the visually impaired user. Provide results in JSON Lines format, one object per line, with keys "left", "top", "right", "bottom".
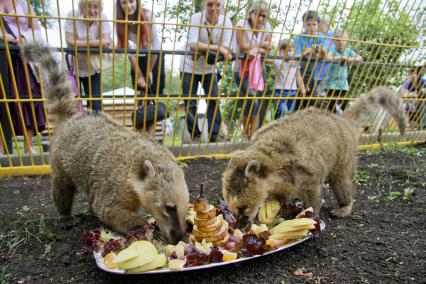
{"left": 21, "top": 42, "right": 76, "bottom": 125}
{"left": 343, "top": 86, "right": 407, "bottom": 135}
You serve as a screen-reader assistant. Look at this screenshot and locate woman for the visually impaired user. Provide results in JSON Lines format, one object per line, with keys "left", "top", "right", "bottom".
{"left": 0, "top": 0, "right": 46, "bottom": 154}
{"left": 64, "top": 0, "right": 111, "bottom": 113}
{"left": 233, "top": 0, "right": 272, "bottom": 141}
{"left": 116, "top": 0, "right": 164, "bottom": 137}
{"left": 179, "top": 0, "right": 232, "bottom": 143}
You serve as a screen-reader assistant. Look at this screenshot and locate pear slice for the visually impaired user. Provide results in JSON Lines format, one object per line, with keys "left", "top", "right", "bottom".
{"left": 114, "top": 241, "right": 158, "bottom": 270}
{"left": 127, "top": 254, "right": 167, "bottom": 273}
{"left": 269, "top": 218, "right": 316, "bottom": 235}
{"left": 113, "top": 241, "right": 153, "bottom": 264}
{"left": 268, "top": 229, "right": 310, "bottom": 240}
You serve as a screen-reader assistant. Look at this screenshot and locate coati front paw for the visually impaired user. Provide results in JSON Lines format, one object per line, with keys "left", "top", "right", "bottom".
{"left": 58, "top": 215, "right": 76, "bottom": 229}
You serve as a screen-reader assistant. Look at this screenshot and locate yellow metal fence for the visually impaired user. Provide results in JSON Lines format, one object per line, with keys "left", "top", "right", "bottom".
{"left": 0, "top": 0, "right": 425, "bottom": 176}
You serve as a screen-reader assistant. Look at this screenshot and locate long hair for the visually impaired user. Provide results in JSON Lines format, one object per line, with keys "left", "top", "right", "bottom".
{"left": 116, "top": 0, "right": 150, "bottom": 49}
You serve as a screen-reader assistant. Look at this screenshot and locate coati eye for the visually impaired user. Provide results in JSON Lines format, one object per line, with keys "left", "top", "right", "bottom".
{"left": 236, "top": 205, "right": 247, "bottom": 215}
{"left": 165, "top": 205, "right": 177, "bottom": 213}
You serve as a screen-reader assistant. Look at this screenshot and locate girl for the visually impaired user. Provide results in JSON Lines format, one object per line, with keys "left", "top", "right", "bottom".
{"left": 65, "top": 0, "right": 111, "bottom": 113}
{"left": 116, "top": 0, "right": 164, "bottom": 137}
{"left": 270, "top": 39, "right": 305, "bottom": 118}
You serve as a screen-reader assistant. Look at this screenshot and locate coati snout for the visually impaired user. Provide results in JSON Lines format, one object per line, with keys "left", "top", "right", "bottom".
{"left": 133, "top": 160, "right": 189, "bottom": 244}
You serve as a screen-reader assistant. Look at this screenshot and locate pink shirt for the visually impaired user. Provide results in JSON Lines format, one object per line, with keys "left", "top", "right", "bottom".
{"left": 3, "top": 4, "right": 29, "bottom": 38}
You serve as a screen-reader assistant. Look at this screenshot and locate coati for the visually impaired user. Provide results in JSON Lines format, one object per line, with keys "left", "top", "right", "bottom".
{"left": 222, "top": 87, "right": 407, "bottom": 222}
{"left": 22, "top": 42, "right": 189, "bottom": 244}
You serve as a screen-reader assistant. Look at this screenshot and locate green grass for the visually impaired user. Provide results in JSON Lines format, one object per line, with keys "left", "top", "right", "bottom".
{"left": 354, "top": 170, "right": 372, "bottom": 186}
{"left": 0, "top": 213, "right": 60, "bottom": 258}
{"left": 0, "top": 267, "right": 12, "bottom": 284}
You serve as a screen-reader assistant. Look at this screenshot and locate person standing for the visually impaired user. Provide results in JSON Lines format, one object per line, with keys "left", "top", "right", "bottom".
{"left": 65, "top": 0, "right": 111, "bottom": 113}
{"left": 116, "top": 0, "right": 165, "bottom": 137}
{"left": 268, "top": 39, "right": 305, "bottom": 118}
{"left": 292, "top": 10, "right": 332, "bottom": 109}
{"left": 1, "top": 0, "right": 46, "bottom": 154}
{"left": 325, "top": 29, "right": 362, "bottom": 113}
{"left": 233, "top": 0, "right": 272, "bottom": 141}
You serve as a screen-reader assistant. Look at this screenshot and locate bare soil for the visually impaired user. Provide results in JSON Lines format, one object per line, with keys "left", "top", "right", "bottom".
{"left": 0, "top": 144, "right": 425, "bottom": 284}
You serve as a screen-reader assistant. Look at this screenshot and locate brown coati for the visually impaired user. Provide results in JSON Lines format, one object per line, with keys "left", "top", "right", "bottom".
{"left": 22, "top": 42, "right": 189, "bottom": 244}
{"left": 222, "top": 87, "right": 407, "bottom": 222}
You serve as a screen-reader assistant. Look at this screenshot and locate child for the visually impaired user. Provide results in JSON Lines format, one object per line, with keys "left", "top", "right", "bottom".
{"left": 401, "top": 67, "right": 426, "bottom": 129}
{"left": 325, "top": 29, "right": 362, "bottom": 113}
{"left": 292, "top": 10, "right": 332, "bottom": 108}
{"left": 271, "top": 39, "right": 305, "bottom": 118}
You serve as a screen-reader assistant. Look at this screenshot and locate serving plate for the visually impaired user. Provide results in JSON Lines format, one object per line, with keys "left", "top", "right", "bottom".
{"left": 94, "top": 221, "right": 325, "bottom": 274}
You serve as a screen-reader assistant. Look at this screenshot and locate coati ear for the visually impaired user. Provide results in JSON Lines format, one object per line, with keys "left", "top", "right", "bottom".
{"left": 138, "top": 160, "right": 155, "bottom": 180}
{"left": 245, "top": 160, "right": 260, "bottom": 178}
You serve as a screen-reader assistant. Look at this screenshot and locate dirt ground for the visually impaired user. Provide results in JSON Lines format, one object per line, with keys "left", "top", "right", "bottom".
{"left": 0, "top": 144, "right": 425, "bottom": 284}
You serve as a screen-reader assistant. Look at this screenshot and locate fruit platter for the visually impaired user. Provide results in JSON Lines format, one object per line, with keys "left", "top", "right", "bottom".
{"left": 84, "top": 188, "right": 325, "bottom": 274}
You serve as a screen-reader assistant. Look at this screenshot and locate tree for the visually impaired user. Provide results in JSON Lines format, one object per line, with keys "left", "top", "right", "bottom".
{"left": 30, "top": 0, "right": 52, "bottom": 28}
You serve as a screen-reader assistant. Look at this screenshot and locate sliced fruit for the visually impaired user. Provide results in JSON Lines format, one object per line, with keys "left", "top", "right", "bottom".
{"left": 113, "top": 241, "right": 155, "bottom": 264}
{"left": 165, "top": 245, "right": 176, "bottom": 257}
{"left": 186, "top": 208, "right": 196, "bottom": 225}
{"left": 102, "top": 252, "right": 118, "bottom": 270}
{"left": 169, "top": 258, "right": 186, "bottom": 271}
{"left": 268, "top": 229, "right": 309, "bottom": 240}
{"left": 220, "top": 250, "right": 238, "bottom": 262}
{"left": 265, "top": 238, "right": 290, "bottom": 248}
{"left": 267, "top": 199, "right": 281, "bottom": 218}
{"left": 258, "top": 199, "right": 281, "bottom": 225}
{"left": 250, "top": 223, "right": 269, "bottom": 237}
{"left": 175, "top": 242, "right": 186, "bottom": 260}
{"left": 195, "top": 239, "right": 213, "bottom": 255}
{"left": 127, "top": 254, "right": 167, "bottom": 273}
{"left": 269, "top": 218, "right": 316, "bottom": 235}
{"left": 233, "top": 229, "right": 244, "bottom": 240}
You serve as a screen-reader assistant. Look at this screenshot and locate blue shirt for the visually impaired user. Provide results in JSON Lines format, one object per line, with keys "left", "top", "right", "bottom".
{"left": 326, "top": 47, "right": 357, "bottom": 90}
{"left": 292, "top": 32, "right": 333, "bottom": 81}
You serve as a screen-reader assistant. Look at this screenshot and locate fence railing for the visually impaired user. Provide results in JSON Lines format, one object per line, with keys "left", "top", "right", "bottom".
{"left": 0, "top": 0, "right": 425, "bottom": 176}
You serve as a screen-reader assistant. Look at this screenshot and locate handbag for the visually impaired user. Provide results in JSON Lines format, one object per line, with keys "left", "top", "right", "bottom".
{"left": 205, "top": 51, "right": 225, "bottom": 65}
{"left": 132, "top": 101, "right": 167, "bottom": 129}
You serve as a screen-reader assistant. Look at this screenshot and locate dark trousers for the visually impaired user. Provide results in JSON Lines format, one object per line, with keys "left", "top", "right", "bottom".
{"left": 0, "top": 43, "right": 13, "bottom": 153}
{"left": 131, "top": 55, "right": 165, "bottom": 97}
{"left": 80, "top": 73, "right": 101, "bottom": 112}
{"left": 181, "top": 72, "right": 221, "bottom": 139}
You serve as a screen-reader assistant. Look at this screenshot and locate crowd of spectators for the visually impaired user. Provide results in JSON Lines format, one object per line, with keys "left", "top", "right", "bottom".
{"left": 1, "top": 0, "right": 425, "bottom": 153}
